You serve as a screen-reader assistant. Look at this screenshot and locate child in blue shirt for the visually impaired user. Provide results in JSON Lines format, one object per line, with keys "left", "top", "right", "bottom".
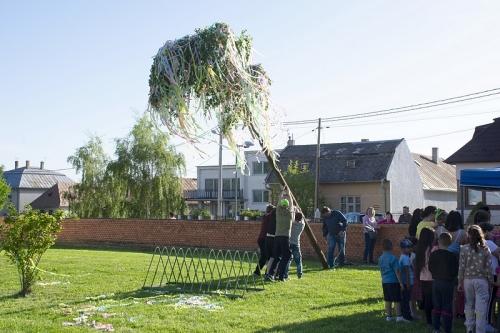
{"left": 378, "top": 238, "right": 406, "bottom": 322}
{"left": 399, "top": 238, "right": 414, "bottom": 322}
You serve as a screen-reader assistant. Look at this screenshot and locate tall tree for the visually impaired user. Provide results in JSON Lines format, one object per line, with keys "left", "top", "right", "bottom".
{"left": 66, "top": 135, "right": 115, "bottom": 218}
{"left": 66, "top": 114, "right": 186, "bottom": 218}
{"left": 270, "top": 160, "right": 316, "bottom": 218}
{"left": 0, "top": 165, "right": 11, "bottom": 211}
{"left": 108, "top": 114, "right": 186, "bottom": 218}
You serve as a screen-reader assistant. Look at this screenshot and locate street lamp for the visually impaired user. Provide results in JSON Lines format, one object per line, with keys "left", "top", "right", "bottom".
{"left": 235, "top": 141, "right": 254, "bottom": 218}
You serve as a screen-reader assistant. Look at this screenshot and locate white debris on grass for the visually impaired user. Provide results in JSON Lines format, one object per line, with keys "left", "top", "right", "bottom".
{"left": 175, "top": 295, "right": 223, "bottom": 310}
{"left": 62, "top": 313, "right": 114, "bottom": 331}
{"left": 86, "top": 293, "right": 115, "bottom": 301}
{"left": 36, "top": 281, "right": 70, "bottom": 286}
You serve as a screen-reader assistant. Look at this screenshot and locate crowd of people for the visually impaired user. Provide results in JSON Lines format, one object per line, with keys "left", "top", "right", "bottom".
{"left": 378, "top": 205, "right": 498, "bottom": 333}
{"left": 251, "top": 190, "right": 498, "bottom": 332}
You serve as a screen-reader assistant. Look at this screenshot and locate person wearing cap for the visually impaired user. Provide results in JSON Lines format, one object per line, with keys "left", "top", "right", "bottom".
{"left": 321, "top": 206, "right": 347, "bottom": 269}
{"left": 273, "top": 187, "right": 294, "bottom": 282}
{"left": 399, "top": 238, "right": 414, "bottom": 322}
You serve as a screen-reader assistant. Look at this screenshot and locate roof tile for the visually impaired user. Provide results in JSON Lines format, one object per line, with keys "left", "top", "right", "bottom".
{"left": 4, "top": 167, "right": 75, "bottom": 189}
{"left": 445, "top": 117, "right": 500, "bottom": 164}
{"left": 411, "top": 153, "right": 456, "bottom": 191}
{"left": 267, "top": 139, "right": 402, "bottom": 183}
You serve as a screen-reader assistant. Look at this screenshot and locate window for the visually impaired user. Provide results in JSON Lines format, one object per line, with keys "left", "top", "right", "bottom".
{"left": 253, "top": 190, "right": 269, "bottom": 203}
{"left": 205, "top": 179, "right": 218, "bottom": 190}
{"left": 340, "top": 196, "right": 361, "bottom": 214}
{"left": 223, "top": 178, "right": 240, "bottom": 191}
{"left": 253, "top": 162, "right": 270, "bottom": 175}
{"left": 467, "top": 189, "right": 500, "bottom": 207}
{"left": 300, "top": 163, "right": 309, "bottom": 170}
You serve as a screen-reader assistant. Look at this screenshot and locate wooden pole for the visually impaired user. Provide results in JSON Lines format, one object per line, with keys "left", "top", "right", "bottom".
{"left": 249, "top": 124, "right": 329, "bottom": 268}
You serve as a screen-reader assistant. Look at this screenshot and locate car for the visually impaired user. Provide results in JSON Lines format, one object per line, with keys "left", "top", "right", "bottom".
{"left": 345, "top": 212, "right": 385, "bottom": 224}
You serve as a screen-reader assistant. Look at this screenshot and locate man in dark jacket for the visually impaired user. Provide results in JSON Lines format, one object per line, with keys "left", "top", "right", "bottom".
{"left": 322, "top": 206, "right": 347, "bottom": 269}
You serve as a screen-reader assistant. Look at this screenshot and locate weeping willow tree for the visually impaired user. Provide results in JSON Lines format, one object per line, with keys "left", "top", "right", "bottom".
{"left": 108, "top": 114, "right": 186, "bottom": 219}
{"left": 148, "top": 22, "right": 327, "bottom": 267}
{"left": 66, "top": 115, "right": 185, "bottom": 219}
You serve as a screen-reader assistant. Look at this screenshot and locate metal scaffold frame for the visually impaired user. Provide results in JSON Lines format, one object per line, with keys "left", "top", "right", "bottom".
{"left": 142, "top": 247, "right": 265, "bottom": 298}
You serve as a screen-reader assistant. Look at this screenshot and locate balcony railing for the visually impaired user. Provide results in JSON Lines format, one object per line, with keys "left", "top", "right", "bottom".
{"left": 184, "top": 189, "right": 244, "bottom": 200}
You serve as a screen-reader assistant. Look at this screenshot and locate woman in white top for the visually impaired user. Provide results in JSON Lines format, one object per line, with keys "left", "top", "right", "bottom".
{"left": 362, "top": 207, "right": 379, "bottom": 264}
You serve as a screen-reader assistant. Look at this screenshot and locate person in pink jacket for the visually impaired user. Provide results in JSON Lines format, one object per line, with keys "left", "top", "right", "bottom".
{"left": 378, "top": 212, "right": 397, "bottom": 224}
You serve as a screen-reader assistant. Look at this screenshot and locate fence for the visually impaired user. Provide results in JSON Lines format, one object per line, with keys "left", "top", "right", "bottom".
{"left": 56, "top": 219, "right": 413, "bottom": 261}
{"left": 142, "top": 247, "right": 265, "bottom": 298}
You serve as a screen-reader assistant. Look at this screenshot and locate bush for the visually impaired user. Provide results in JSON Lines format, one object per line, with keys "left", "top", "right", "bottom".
{"left": 0, "top": 205, "right": 74, "bottom": 297}
{"left": 251, "top": 210, "right": 263, "bottom": 218}
{"left": 190, "top": 208, "right": 211, "bottom": 219}
{"left": 240, "top": 209, "right": 261, "bottom": 219}
{"left": 240, "top": 209, "right": 252, "bottom": 217}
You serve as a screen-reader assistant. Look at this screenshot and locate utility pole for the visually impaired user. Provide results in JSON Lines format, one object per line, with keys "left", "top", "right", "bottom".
{"left": 314, "top": 118, "right": 321, "bottom": 220}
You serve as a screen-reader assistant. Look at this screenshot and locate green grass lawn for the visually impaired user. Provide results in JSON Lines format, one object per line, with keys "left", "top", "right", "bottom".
{"left": 0, "top": 247, "right": 464, "bottom": 332}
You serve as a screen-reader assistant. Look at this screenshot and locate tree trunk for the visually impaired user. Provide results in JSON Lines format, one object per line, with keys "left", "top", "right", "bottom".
{"left": 249, "top": 125, "right": 328, "bottom": 268}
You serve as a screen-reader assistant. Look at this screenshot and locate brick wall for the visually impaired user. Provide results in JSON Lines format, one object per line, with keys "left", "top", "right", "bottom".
{"left": 56, "top": 219, "right": 411, "bottom": 261}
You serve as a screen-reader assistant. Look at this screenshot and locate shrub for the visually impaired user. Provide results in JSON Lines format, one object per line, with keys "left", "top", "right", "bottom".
{"left": 190, "top": 208, "right": 211, "bottom": 219}
{"left": 0, "top": 205, "right": 74, "bottom": 297}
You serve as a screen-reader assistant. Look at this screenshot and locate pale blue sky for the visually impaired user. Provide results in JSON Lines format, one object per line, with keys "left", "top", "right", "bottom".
{"left": 1, "top": 1, "right": 499, "bottom": 180}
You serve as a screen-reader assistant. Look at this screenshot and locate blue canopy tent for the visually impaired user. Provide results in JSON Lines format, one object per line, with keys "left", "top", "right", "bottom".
{"left": 459, "top": 167, "right": 500, "bottom": 222}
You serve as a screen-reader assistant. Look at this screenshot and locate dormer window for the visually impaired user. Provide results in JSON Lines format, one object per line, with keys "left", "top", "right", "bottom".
{"left": 347, "top": 160, "right": 356, "bottom": 168}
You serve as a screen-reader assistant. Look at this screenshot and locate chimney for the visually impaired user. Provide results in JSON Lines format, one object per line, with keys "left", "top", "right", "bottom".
{"left": 15, "top": 160, "right": 19, "bottom": 169}
{"left": 26, "top": 160, "right": 30, "bottom": 168}
{"left": 432, "top": 147, "right": 439, "bottom": 164}
{"left": 361, "top": 139, "right": 369, "bottom": 142}
{"left": 287, "top": 135, "right": 295, "bottom": 146}
{"left": 40, "top": 161, "right": 45, "bottom": 170}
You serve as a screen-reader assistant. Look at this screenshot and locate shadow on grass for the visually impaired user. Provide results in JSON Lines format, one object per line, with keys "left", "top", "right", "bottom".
{"left": 51, "top": 244, "right": 152, "bottom": 254}
{"left": 252, "top": 308, "right": 465, "bottom": 333}
{"left": 252, "top": 309, "right": 425, "bottom": 333}
{"left": 311, "top": 296, "right": 381, "bottom": 310}
{"left": 0, "top": 292, "right": 23, "bottom": 302}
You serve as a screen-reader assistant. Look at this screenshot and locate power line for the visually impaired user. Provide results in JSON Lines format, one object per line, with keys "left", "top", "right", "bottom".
{"left": 406, "top": 128, "right": 474, "bottom": 141}
{"left": 327, "top": 109, "right": 500, "bottom": 128}
{"left": 283, "top": 88, "right": 500, "bottom": 125}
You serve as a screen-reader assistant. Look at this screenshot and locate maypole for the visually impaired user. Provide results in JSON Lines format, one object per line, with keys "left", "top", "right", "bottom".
{"left": 147, "top": 22, "right": 328, "bottom": 268}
